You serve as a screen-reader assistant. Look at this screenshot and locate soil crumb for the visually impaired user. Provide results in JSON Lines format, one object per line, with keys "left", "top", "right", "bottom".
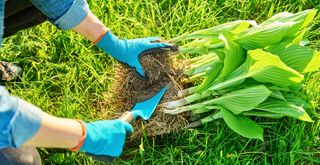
{"left": 98, "top": 47, "right": 189, "bottom": 140}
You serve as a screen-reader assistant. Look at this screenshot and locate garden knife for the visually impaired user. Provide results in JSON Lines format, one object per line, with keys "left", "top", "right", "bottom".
{"left": 119, "top": 84, "right": 168, "bottom": 122}
{"left": 88, "top": 85, "right": 168, "bottom": 162}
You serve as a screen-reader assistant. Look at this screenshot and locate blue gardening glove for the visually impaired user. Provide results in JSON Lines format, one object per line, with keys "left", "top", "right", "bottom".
{"left": 80, "top": 119, "right": 133, "bottom": 158}
{"left": 96, "top": 31, "right": 171, "bottom": 77}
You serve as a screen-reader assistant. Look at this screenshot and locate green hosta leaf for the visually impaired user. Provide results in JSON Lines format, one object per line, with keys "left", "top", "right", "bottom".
{"left": 282, "top": 25, "right": 312, "bottom": 45}
{"left": 180, "top": 41, "right": 225, "bottom": 54}
{"left": 188, "top": 111, "right": 222, "bottom": 127}
{"left": 266, "top": 43, "right": 320, "bottom": 73}
{"left": 218, "top": 34, "right": 245, "bottom": 79}
{"left": 236, "top": 22, "right": 301, "bottom": 50}
{"left": 269, "top": 87, "right": 286, "bottom": 101}
{"left": 289, "top": 83, "right": 304, "bottom": 91}
{"left": 290, "top": 27, "right": 308, "bottom": 45}
{"left": 260, "top": 12, "right": 294, "bottom": 25}
{"left": 246, "top": 49, "right": 304, "bottom": 86}
{"left": 230, "top": 21, "right": 258, "bottom": 34}
{"left": 242, "top": 84, "right": 286, "bottom": 100}
{"left": 197, "top": 60, "right": 223, "bottom": 92}
{"left": 172, "top": 85, "right": 271, "bottom": 115}
{"left": 299, "top": 9, "right": 317, "bottom": 30}
{"left": 212, "top": 85, "right": 271, "bottom": 114}
{"left": 241, "top": 78, "right": 260, "bottom": 87}
{"left": 284, "top": 93, "right": 312, "bottom": 110}
{"left": 213, "top": 48, "right": 225, "bottom": 60}
{"left": 260, "top": 9, "right": 317, "bottom": 30}
{"left": 267, "top": 86, "right": 291, "bottom": 92}
{"left": 180, "top": 46, "right": 209, "bottom": 54}
{"left": 210, "top": 49, "right": 304, "bottom": 91}
{"left": 208, "top": 64, "right": 247, "bottom": 91}
{"left": 199, "top": 111, "right": 222, "bottom": 124}
{"left": 181, "top": 38, "right": 221, "bottom": 48}
{"left": 299, "top": 33, "right": 310, "bottom": 46}
{"left": 260, "top": 9, "right": 317, "bottom": 44}
{"left": 184, "top": 56, "right": 220, "bottom": 76}
{"left": 221, "top": 107, "right": 264, "bottom": 141}
{"left": 171, "top": 20, "right": 258, "bottom": 42}
{"left": 256, "top": 99, "right": 313, "bottom": 122}
{"left": 243, "top": 110, "right": 284, "bottom": 119}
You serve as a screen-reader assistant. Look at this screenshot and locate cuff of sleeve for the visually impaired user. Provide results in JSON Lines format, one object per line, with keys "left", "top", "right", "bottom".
{"left": 52, "top": 0, "right": 89, "bottom": 30}
{"left": 10, "top": 98, "right": 44, "bottom": 148}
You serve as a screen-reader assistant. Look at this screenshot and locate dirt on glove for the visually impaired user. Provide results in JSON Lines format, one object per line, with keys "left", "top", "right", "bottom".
{"left": 98, "top": 46, "right": 189, "bottom": 141}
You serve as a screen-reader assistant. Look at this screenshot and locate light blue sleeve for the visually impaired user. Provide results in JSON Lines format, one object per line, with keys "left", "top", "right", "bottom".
{"left": 0, "top": 86, "right": 43, "bottom": 148}
{"left": 29, "top": 0, "right": 90, "bottom": 30}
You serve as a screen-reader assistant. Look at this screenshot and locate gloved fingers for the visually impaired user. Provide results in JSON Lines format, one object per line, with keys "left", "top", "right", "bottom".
{"left": 115, "top": 58, "right": 146, "bottom": 78}
{"left": 144, "top": 42, "right": 171, "bottom": 50}
{"left": 139, "top": 44, "right": 179, "bottom": 56}
{"left": 131, "top": 58, "right": 146, "bottom": 78}
{"left": 135, "top": 65, "right": 145, "bottom": 78}
{"left": 119, "top": 120, "right": 134, "bottom": 133}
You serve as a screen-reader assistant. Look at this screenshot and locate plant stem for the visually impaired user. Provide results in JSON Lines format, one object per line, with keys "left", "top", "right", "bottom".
{"left": 177, "top": 86, "right": 199, "bottom": 98}
{"left": 184, "top": 59, "right": 219, "bottom": 76}
{"left": 188, "top": 55, "right": 218, "bottom": 67}
{"left": 191, "top": 105, "right": 221, "bottom": 115}
{"left": 182, "top": 72, "right": 206, "bottom": 83}
{"left": 163, "top": 104, "right": 203, "bottom": 114}
{"left": 186, "top": 111, "right": 222, "bottom": 128}
{"left": 170, "top": 33, "right": 190, "bottom": 42}
{"left": 180, "top": 42, "right": 225, "bottom": 54}
{"left": 163, "top": 90, "right": 213, "bottom": 110}
{"left": 164, "top": 94, "right": 219, "bottom": 114}
{"left": 186, "top": 53, "right": 217, "bottom": 64}
{"left": 207, "top": 42, "right": 225, "bottom": 49}
{"left": 209, "top": 74, "right": 248, "bottom": 91}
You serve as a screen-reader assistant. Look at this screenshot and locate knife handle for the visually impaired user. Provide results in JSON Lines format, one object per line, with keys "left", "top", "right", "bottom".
{"left": 119, "top": 111, "right": 135, "bottom": 123}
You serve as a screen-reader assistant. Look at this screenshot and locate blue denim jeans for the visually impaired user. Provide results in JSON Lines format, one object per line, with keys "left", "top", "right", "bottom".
{"left": 4, "top": 0, "right": 46, "bottom": 38}
{"left": 0, "top": 147, "right": 41, "bottom": 165}
{"left": 0, "top": 1, "right": 43, "bottom": 164}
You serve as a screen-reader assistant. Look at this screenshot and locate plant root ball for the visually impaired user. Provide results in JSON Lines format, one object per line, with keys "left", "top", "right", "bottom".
{"left": 99, "top": 47, "right": 189, "bottom": 140}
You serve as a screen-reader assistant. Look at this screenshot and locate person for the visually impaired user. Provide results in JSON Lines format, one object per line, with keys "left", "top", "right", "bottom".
{"left": 0, "top": 0, "right": 171, "bottom": 164}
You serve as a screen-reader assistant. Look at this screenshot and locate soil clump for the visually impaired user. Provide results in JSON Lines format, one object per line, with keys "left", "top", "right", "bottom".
{"left": 99, "top": 47, "right": 189, "bottom": 140}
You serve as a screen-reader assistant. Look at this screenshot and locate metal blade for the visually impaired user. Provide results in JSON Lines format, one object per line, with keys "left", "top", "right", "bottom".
{"left": 131, "top": 85, "right": 168, "bottom": 120}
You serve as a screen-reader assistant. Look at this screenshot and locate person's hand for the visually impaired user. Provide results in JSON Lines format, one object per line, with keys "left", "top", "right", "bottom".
{"left": 96, "top": 31, "right": 171, "bottom": 77}
{"left": 80, "top": 119, "right": 133, "bottom": 158}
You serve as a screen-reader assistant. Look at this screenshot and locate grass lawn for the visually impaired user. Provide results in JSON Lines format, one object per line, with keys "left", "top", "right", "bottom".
{"left": 1, "top": 0, "right": 319, "bottom": 164}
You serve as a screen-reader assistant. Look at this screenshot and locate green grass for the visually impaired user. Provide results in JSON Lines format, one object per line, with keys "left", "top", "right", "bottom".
{"left": 1, "top": 0, "right": 319, "bottom": 164}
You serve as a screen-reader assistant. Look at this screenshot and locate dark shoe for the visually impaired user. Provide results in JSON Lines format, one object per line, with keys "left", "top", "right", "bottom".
{"left": 0, "top": 147, "right": 41, "bottom": 165}
{"left": 0, "top": 61, "right": 22, "bottom": 81}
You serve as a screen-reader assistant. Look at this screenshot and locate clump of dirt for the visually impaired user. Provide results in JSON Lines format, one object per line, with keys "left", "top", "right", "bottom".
{"left": 99, "top": 47, "right": 189, "bottom": 140}
{"left": 118, "top": 50, "right": 178, "bottom": 102}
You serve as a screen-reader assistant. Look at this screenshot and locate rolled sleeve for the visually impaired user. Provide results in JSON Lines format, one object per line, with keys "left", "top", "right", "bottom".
{"left": 53, "top": 0, "right": 89, "bottom": 30}
{"left": 30, "top": 0, "right": 89, "bottom": 30}
{"left": 0, "top": 86, "right": 43, "bottom": 148}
